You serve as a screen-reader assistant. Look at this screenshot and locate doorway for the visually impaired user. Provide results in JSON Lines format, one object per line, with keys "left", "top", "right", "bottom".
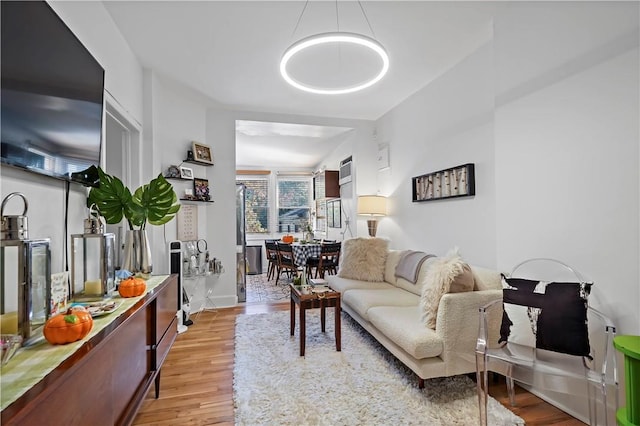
{"left": 103, "top": 93, "right": 142, "bottom": 267}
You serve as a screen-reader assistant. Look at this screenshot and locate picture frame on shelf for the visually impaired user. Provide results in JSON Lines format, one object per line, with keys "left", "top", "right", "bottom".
{"left": 179, "top": 166, "right": 194, "bottom": 179}
{"left": 193, "top": 178, "right": 210, "bottom": 201}
{"left": 192, "top": 141, "right": 214, "bottom": 164}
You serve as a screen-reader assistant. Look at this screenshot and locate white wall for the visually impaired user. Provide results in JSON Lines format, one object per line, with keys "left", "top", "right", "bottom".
{"left": 374, "top": 42, "right": 497, "bottom": 265}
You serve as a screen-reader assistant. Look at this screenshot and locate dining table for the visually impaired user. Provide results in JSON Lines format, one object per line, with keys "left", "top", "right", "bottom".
{"left": 290, "top": 242, "right": 322, "bottom": 267}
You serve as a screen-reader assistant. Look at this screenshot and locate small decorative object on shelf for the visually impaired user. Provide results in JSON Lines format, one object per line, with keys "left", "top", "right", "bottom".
{"left": 191, "top": 141, "right": 214, "bottom": 165}
{"left": 165, "top": 165, "right": 181, "bottom": 179}
{"left": 412, "top": 163, "right": 475, "bottom": 202}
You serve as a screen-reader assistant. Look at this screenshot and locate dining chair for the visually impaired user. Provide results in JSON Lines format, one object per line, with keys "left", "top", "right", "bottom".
{"left": 264, "top": 240, "right": 279, "bottom": 281}
{"left": 275, "top": 242, "right": 297, "bottom": 285}
{"left": 475, "top": 258, "right": 618, "bottom": 426}
{"left": 306, "top": 242, "right": 341, "bottom": 279}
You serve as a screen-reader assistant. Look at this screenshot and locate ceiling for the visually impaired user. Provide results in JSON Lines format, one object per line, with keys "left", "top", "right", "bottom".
{"left": 103, "top": 1, "right": 496, "bottom": 168}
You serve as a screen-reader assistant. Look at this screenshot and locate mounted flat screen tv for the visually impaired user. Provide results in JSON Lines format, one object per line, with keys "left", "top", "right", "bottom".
{"left": 1, "top": 1, "right": 105, "bottom": 186}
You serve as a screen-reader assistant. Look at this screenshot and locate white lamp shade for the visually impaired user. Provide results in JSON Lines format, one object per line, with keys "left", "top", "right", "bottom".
{"left": 357, "top": 195, "right": 387, "bottom": 216}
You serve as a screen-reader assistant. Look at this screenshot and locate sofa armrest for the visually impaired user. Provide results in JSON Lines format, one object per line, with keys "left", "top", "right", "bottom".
{"left": 435, "top": 290, "right": 502, "bottom": 364}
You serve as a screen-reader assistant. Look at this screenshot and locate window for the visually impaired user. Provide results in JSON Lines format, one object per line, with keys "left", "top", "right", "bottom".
{"left": 278, "top": 177, "right": 311, "bottom": 233}
{"left": 237, "top": 178, "right": 269, "bottom": 233}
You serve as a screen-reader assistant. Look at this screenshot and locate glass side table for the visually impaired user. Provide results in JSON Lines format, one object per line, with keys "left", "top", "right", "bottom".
{"left": 613, "top": 335, "right": 640, "bottom": 426}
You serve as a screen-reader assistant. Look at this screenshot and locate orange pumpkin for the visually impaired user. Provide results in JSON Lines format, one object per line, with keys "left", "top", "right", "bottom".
{"left": 282, "top": 234, "right": 294, "bottom": 244}
{"left": 43, "top": 307, "right": 93, "bottom": 345}
{"left": 118, "top": 277, "right": 147, "bottom": 298}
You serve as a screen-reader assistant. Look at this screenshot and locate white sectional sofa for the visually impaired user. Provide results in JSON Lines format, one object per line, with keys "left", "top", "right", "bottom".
{"left": 326, "top": 245, "right": 503, "bottom": 388}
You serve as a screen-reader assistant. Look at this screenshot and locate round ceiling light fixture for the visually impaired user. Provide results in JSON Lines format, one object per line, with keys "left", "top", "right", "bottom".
{"left": 280, "top": 32, "right": 389, "bottom": 95}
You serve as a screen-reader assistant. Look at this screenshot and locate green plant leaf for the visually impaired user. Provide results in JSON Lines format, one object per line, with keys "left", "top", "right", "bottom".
{"left": 131, "top": 174, "right": 180, "bottom": 229}
{"left": 87, "top": 168, "right": 133, "bottom": 227}
{"left": 88, "top": 169, "right": 179, "bottom": 230}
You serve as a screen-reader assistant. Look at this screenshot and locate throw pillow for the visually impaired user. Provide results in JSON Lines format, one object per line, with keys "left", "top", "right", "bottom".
{"left": 420, "top": 249, "right": 475, "bottom": 329}
{"left": 500, "top": 275, "right": 592, "bottom": 357}
{"left": 395, "top": 251, "right": 435, "bottom": 284}
{"left": 338, "top": 238, "right": 389, "bottom": 282}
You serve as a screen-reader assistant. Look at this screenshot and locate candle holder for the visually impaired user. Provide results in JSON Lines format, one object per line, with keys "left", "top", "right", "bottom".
{"left": 1, "top": 192, "right": 51, "bottom": 346}
{"left": 71, "top": 207, "right": 116, "bottom": 301}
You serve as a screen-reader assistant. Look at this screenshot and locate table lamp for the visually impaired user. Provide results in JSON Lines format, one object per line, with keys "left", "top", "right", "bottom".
{"left": 357, "top": 195, "right": 387, "bottom": 237}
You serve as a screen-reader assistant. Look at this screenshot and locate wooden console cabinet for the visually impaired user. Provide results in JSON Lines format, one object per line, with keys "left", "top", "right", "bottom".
{"left": 1, "top": 275, "right": 178, "bottom": 426}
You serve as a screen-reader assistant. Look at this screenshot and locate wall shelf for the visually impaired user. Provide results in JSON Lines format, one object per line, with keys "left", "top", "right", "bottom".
{"left": 180, "top": 198, "right": 214, "bottom": 203}
{"left": 183, "top": 159, "right": 214, "bottom": 167}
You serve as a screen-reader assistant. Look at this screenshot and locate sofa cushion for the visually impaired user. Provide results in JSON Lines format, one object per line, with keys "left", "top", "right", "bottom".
{"left": 326, "top": 275, "right": 394, "bottom": 294}
{"left": 384, "top": 249, "right": 405, "bottom": 285}
{"left": 368, "top": 306, "right": 443, "bottom": 359}
{"left": 420, "top": 250, "right": 475, "bottom": 329}
{"left": 342, "top": 288, "right": 419, "bottom": 321}
{"left": 338, "top": 237, "right": 389, "bottom": 282}
{"left": 394, "top": 256, "right": 439, "bottom": 297}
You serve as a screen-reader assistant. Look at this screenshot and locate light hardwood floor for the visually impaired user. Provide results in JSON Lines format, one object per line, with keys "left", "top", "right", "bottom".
{"left": 133, "top": 302, "right": 584, "bottom": 425}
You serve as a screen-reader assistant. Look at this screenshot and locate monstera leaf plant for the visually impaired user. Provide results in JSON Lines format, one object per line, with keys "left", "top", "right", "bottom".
{"left": 87, "top": 167, "right": 180, "bottom": 229}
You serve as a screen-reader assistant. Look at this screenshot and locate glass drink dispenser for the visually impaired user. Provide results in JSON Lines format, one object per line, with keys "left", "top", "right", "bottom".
{"left": 0, "top": 192, "right": 51, "bottom": 345}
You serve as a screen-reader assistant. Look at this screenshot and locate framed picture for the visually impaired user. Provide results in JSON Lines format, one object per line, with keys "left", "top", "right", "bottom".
{"left": 412, "top": 163, "right": 475, "bottom": 202}
{"left": 193, "top": 178, "right": 210, "bottom": 201}
{"left": 192, "top": 141, "right": 214, "bottom": 164}
{"left": 327, "top": 199, "right": 341, "bottom": 228}
{"left": 179, "top": 166, "right": 194, "bottom": 179}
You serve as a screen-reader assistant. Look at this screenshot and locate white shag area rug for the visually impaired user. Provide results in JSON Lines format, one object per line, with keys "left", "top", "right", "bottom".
{"left": 233, "top": 310, "right": 524, "bottom": 426}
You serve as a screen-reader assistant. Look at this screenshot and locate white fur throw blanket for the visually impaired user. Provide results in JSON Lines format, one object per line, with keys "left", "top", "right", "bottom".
{"left": 338, "top": 238, "right": 389, "bottom": 282}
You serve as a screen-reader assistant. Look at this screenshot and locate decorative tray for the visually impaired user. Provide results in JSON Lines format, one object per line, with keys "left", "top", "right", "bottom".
{"left": 70, "top": 300, "right": 122, "bottom": 317}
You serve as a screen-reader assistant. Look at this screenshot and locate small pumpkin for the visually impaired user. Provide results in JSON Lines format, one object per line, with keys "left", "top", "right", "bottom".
{"left": 43, "top": 307, "right": 93, "bottom": 345}
{"left": 118, "top": 277, "right": 147, "bottom": 298}
{"left": 282, "top": 234, "right": 294, "bottom": 244}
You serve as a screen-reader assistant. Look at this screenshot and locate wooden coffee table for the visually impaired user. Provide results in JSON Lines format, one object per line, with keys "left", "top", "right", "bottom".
{"left": 289, "top": 283, "right": 341, "bottom": 356}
